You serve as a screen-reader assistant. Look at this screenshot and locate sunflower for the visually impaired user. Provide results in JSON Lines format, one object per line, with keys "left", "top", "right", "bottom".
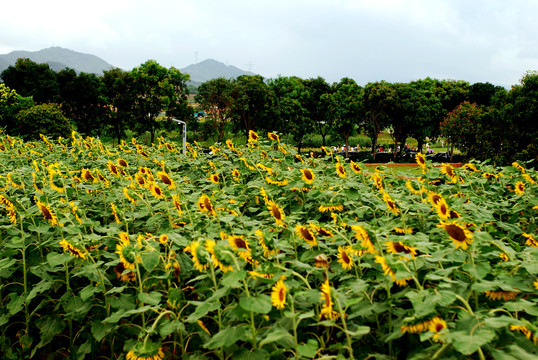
{"left": 295, "top": 224, "right": 317, "bottom": 247}
{"left": 337, "top": 246, "right": 354, "bottom": 270}
{"left": 59, "top": 239, "right": 86, "bottom": 259}
{"left": 198, "top": 194, "right": 217, "bottom": 216}
{"left": 171, "top": 194, "right": 183, "bottom": 216}
{"left": 228, "top": 234, "right": 254, "bottom": 263}
{"left": 515, "top": 181, "right": 525, "bottom": 195}
{"left": 321, "top": 146, "right": 332, "bottom": 156}
{"left": 484, "top": 290, "right": 519, "bottom": 301}
{"left": 149, "top": 182, "right": 164, "bottom": 199}
{"left": 268, "top": 132, "right": 280, "bottom": 142}
{"left": 208, "top": 173, "right": 220, "bottom": 184}
{"left": 248, "top": 130, "right": 259, "bottom": 143}
{"left": 183, "top": 240, "right": 210, "bottom": 272}
{"left": 295, "top": 154, "right": 305, "bottom": 163}
{"left": 232, "top": 168, "right": 240, "bottom": 181}
{"left": 126, "top": 341, "right": 165, "bottom": 360}
{"left": 512, "top": 162, "right": 526, "bottom": 173}
{"left": 107, "top": 161, "right": 120, "bottom": 176}
{"left": 265, "top": 176, "right": 288, "bottom": 186}
{"left": 114, "top": 262, "right": 136, "bottom": 282}
{"left": 351, "top": 225, "right": 377, "bottom": 254}
{"left": 463, "top": 163, "right": 479, "bottom": 172}
{"left": 300, "top": 168, "right": 315, "bottom": 184}
{"left": 335, "top": 162, "right": 346, "bottom": 178}
{"left": 271, "top": 279, "right": 287, "bottom": 310}
{"left": 116, "top": 233, "right": 137, "bottom": 270}
{"left": 428, "top": 191, "right": 444, "bottom": 207}
{"left": 36, "top": 200, "right": 59, "bottom": 226}
{"left": 428, "top": 316, "right": 447, "bottom": 342}
{"left": 206, "top": 239, "right": 235, "bottom": 272}
{"left": 267, "top": 200, "right": 285, "bottom": 226}
{"left": 158, "top": 234, "right": 169, "bottom": 244}
{"left": 318, "top": 204, "right": 343, "bottom": 213}
{"left": 371, "top": 172, "right": 384, "bottom": 191}
{"left": 510, "top": 325, "right": 535, "bottom": 342}
{"left": 375, "top": 255, "right": 396, "bottom": 282}
{"left": 110, "top": 202, "right": 121, "bottom": 224}
{"left": 401, "top": 319, "right": 432, "bottom": 334}
{"left": 117, "top": 158, "right": 128, "bottom": 168}
{"left": 383, "top": 191, "right": 400, "bottom": 215}
{"left": 416, "top": 152, "right": 427, "bottom": 171}
{"left": 348, "top": 160, "right": 362, "bottom": 174}
{"left": 249, "top": 270, "right": 274, "bottom": 279}
{"left": 256, "top": 229, "right": 278, "bottom": 258}
{"left": 385, "top": 241, "right": 417, "bottom": 259}
{"left": 482, "top": 172, "right": 498, "bottom": 180}
{"left": 226, "top": 139, "right": 235, "bottom": 151}
{"left": 157, "top": 171, "right": 175, "bottom": 189}
{"left": 440, "top": 163, "right": 457, "bottom": 183}
{"left": 320, "top": 279, "right": 339, "bottom": 319}
{"left": 523, "top": 173, "right": 537, "bottom": 185}
{"left": 80, "top": 168, "right": 96, "bottom": 182}
{"left": 309, "top": 223, "right": 334, "bottom": 237}
{"left": 437, "top": 220, "right": 473, "bottom": 250}
{"left": 434, "top": 198, "right": 450, "bottom": 220}
{"left": 522, "top": 233, "right": 538, "bottom": 247}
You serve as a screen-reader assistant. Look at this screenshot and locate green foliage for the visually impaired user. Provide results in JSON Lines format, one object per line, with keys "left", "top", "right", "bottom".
{"left": 0, "top": 83, "right": 34, "bottom": 133}
{"left": 15, "top": 103, "right": 73, "bottom": 140}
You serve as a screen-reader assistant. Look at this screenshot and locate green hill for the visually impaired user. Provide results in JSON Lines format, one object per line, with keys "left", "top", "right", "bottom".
{"left": 181, "top": 59, "right": 256, "bottom": 85}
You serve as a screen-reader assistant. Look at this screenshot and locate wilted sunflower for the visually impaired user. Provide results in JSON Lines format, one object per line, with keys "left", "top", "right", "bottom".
{"left": 484, "top": 290, "right": 519, "bottom": 301}
{"left": 300, "top": 168, "right": 315, "bottom": 184}
{"left": 335, "top": 162, "right": 346, "bottom": 178}
{"left": 437, "top": 220, "right": 473, "bottom": 250}
{"left": 59, "top": 239, "right": 86, "bottom": 259}
{"left": 309, "top": 223, "right": 334, "bottom": 237}
{"left": 116, "top": 233, "right": 137, "bottom": 270}
{"left": 198, "top": 194, "right": 217, "bottom": 216}
{"left": 248, "top": 130, "right": 259, "bottom": 143}
{"left": 268, "top": 132, "right": 280, "bottom": 142}
{"left": 157, "top": 171, "right": 175, "bottom": 189}
{"left": 295, "top": 224, "right": 317, "bottom": 247}
{"left": 184, "top": 240, "right": 210, "bottom": 272}
{"left": 515, "top": 181, "right": 525, "bottom": 195}
{"left": 36, "top": 199, "right": 59, "bottom": 226}
{"left": 271, "top": 279, "right": 287, "bottom": 310}
{"left": 267, "top": 200, "right": 285, "bottom": 226}
{"left": 440, "top": 163, "right": 457, "bottom": 183}
{"left": 320, "top": 279, "right": 339, "bottom": 319}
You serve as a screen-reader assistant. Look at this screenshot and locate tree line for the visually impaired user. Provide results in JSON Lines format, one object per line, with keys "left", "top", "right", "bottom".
{"left": 1, "top": 57, "right": 537, "bottom": 164}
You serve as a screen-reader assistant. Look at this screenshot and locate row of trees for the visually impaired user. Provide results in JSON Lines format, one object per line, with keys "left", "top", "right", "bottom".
{"left": 1, "top": 57, "right": 537, "bottom": 164}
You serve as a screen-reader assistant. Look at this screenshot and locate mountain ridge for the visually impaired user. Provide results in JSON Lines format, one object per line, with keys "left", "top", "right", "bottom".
{"left": 0, "top": 47, "right": 257, "bottom": 85}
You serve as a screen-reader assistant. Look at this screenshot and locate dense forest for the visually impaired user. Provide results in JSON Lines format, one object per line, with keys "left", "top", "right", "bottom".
{"left": 1, "top": 58, "right": 537, "bottom": 165}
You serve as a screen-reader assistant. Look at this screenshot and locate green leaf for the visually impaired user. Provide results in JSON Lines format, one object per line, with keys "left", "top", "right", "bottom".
{"left": 91, "top": 320, "right": 113, "bottom": 342}
{"left": 239, "top": 294, "right": 272, "bottom": 314}
{"left": 504, "top": 299, "right": 538, "bottom": 316}
{"left": 451, "top": 328, "right": 496, "bottom": 355}
{"left": 158, "top": 318, "right": 185, "bottom": 338}
{"left": 26, "top": 279, "right": 53, "bottom": 303}
{"left": 46, "top": 252, "right": 71, "bottom": 267}
{"left": 259, "top": 327, "right": 294, "bottom": 348}
{"left": 204, "top": 325, "right": 248, "bottom": 349}
{"left": 297, "top": 339, "right": 319, "bottom": 358}
{"left": 462, "top": 262, "right": 491, "bottom": 280}
{"left": 221, "top": 270, "right": 246, "bottom": 288}
{"left": 0, "top": 258, "right": 16, "bottom": 272}
{"left": 344, "top": 325, "right": 370, "bottom": 338}
{"left": 186, "top": 300, "right": 221, "bottom": 322}
{"left": 138, "top": 291, "right": 162, "bottom": 306}
{"left": 7, "top": 292, "right": 26, "bottom": 315}
{"left": 140, "top": 250, "right": 160, "bottom": 272}
{"left": 102, "top": 305, "right": 152, "bottom": 324}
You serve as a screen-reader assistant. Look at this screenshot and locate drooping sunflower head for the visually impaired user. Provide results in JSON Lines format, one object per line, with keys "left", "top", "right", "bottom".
{"left": 126, "top": 340, "right": 165, "bottom": 360}
{"left": 116, "top": 233, "right": 137, "bottom": 270}
{"left": 149, "top": 182, "right": 164, "bottom": 199}
{"left": 428, "top": 191, "right": 444, "bottom": 207}
{"left": 437, "top": 221, "right": 473, "bottom": 250}
{"left": 383, "top": 192, "right": 400, "bottom": 215}
{"left": 117, "top": 158, "right": 128, "bottom": 168}
{"left": 300, "top": 168, "right": 315, "bottom": 184}
{"left": 198, "top": 194, "right": 216, "bottom": 216}
{"left": 350, "top": 160, "right": 362, "bottom": 174}
{"left": 416, "top": 152, "right": 427, "bottom": 169}
{"left": 59, "top": 239, "right": 86, "bottom": 259}
{"left": 107, "top": 161, "right": 119, "bottom": 176}
{"left": 295, "top": 224, "right": 317, "bottom": 247}
{"left": 385, "top": 241, "right": 417, "bottom": 259}
{"left": 248, "top": 130, "right": 259, "bottom": 143}
{"left": 36, "top": 200, "right": 59, "bottom": 226}
{"left": 512, "top": 162, "right": 526, "bottom": 173}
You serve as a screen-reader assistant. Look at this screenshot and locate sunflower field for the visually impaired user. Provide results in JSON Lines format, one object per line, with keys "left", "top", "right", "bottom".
{"left": 0, "top": 130, "right": 537, "bottom": 360}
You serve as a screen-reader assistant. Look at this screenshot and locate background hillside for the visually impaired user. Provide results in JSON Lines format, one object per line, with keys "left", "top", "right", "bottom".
{"left": 181, "top": 59, "right": 256, "bottom": 86}
{"left": 0, "top": 47, "right": 115, "bottom": 74}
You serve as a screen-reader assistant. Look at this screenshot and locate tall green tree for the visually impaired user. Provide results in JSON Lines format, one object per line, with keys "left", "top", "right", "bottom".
{"left": 324, "top": 78, "right": 363, "bottom": 158}
{"left": 268, "top": 76, "right": 311, "bottom": 152}
{"left": 16, "top": 103, "right": 72, "bottom": 140}
{"left": 102, "top": 68, "right": 137, "bottom": 146}
{"left": 230, "top": 75, "right": 271, "bottom": 138}
{"left": 0, "top": 83, "right": 33, "bottom": 134}
{"left": 130, "top": 60, "right": 190, "bottom": 143}
{"left": 57, "top": 69, "right": 106, "bottom": 136}
{"left": 363, "top": 81, "right": 393, "bottom": 160}
{"left": 195, "top": 77, "right": 234, "bottom": 142}
{"left": 303, "top": 77, "right": 332, "bottom": 146}
{"left": 1, "top": 58, "right": 60, "bottom": 104}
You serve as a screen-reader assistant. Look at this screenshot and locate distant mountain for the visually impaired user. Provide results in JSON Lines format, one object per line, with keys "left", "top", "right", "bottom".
{"left": 181, "top": 59, "right": 256, "bottom": 85}
{"left": 0, "top": 46, "right": 115, "bottom": 75}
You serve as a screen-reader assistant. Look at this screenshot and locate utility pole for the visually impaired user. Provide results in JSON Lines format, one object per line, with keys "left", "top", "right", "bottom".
{"left": 170, "top": 118, "right": 187, "bottom": 154}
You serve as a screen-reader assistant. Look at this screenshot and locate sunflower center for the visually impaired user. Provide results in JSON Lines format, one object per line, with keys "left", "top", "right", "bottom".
{"left": 233, "top": 237, "right": 247, "bottom": 249}
{"left": 300, "top": 228, "right": 314, "bottom": 241}
{"left": 279, "top": 288, "right": 285, "bottom": 302}
{"left": 304, "top": 170, "right": 313, "bottom": 180}
{"left": 341, "top": 251, "right": 350, "bottom": 263}
{"left": 40, "top": 206, "right": 53, "bottom": 220}
{"left": 446, "top": 224, "right": 466, "bottom": 242}
{"left": 161, "top": 175, "right": 172, "bottom": 185}
{"left": 271, "top": 206, "right": 282, "bottom": 220}
{"left": 435, "top": 323, "right": 444, "bottom": 332}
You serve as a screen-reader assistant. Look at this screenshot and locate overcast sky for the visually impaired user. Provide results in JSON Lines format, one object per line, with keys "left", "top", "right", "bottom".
{"left": 1, "top": 0, "right": 537, "bottom": 88}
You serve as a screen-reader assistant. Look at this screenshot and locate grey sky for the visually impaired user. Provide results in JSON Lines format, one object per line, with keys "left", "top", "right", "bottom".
{"left": 1, "top": 0, "right": 536, "bottom": 88}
